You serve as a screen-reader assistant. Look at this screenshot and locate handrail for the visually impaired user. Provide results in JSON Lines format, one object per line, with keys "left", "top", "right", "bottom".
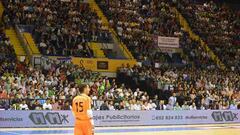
{"left": 15, "top": 25, "right": 32, "bottom": 60}
{"left": 110, "top": 28, "right": 134, "bottom": 59}
{"left": 0, "top": 1, "right": 4, "bottom": 21}
{"left": 23, "top": 33, "right": 40, "bottom": 55}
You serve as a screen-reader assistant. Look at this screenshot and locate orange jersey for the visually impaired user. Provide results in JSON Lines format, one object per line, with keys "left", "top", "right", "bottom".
{"left": 72, "top": 94, "right": 91, "bottom": 124}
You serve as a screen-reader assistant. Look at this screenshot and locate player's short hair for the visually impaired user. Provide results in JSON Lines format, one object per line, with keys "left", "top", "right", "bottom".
{"left": 79, "top": 84, "right": 88, "bottom": 93}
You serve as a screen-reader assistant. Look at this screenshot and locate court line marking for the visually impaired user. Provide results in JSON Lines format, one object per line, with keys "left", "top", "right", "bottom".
{"left": 0, "top": 131, "right": 23, "bottom": 135}
{"left": 0, "top": 127, "right": 209, "bottom": 134}
{"left": 1, "top": 124, "right": 240, "bottom": 135}
{"left": 1, "top": 123, "right": 240, "bottom": 131}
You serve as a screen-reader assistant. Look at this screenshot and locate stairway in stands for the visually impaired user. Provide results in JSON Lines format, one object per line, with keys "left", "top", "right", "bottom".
{"left": 5, "top": 28, "right": 26, "bottom": 60}
{"left": 23, "top": 32, "right": 40, "bottom": 55}
{"left": 0, "top": 1, "right": 3, "bottom": 20}
{"left": 88, "top": 0, "right": 134, "bottom": 59}
{"left": 89, "top": 42, "right": 106, "bottom": 58}
{"left": 173, "top": 8, "right": 226, "bottom": 70}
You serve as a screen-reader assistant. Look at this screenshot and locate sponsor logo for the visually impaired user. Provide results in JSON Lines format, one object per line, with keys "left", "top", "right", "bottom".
{"left": 97, "top": 61, "right": 108, "bottom": 70}
{"left": 93, "top": 114, "right": 140, "bottom": 123}
{"left": 29, "top": 112, "right": 69, "bottom": 125}
{"left": 0, "top": 117, "right": 23, "bottom": 121}
{"left": 211, "top": 111, "right": 238, "bottom": 122}
{"left": 152, "top": 115, "right": 183, "bottom": 120}
{"left": 185, "top": 116, "right": 208, "bottom": 120}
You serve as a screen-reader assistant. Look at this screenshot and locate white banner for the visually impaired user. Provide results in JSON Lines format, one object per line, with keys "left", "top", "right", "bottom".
{"left": 0, "top": 110, "right": 239, "bottom": 127}
{"left": 158, "top": 36, "right": 179, "bottom": 48}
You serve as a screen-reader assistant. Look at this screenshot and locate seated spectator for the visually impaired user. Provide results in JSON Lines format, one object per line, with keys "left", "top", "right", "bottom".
{"left": 229, "top": 101, "right": 238, "bottom": 110}
{"left": 173, "top": 102, "right": 182, "bottom": 110}
{"left": 199, "top": 103, "right": 206, "bottom": 110}
{"left": 0, "top": 89, "right": 8, "bottom": 99}
{"left": 62, "top": 101, "right": 71, "bottom": 110}
{"left": 133, "top": 101, "right": 142, "bottom": 111}
{"left": 100, "top": 101, "right": 109, "bottom": 110}
{"left": 32, "top": 100, "right": 42, "bottom": 110}
{"left": 19, "top": 100, "right": 29, "bottom": 110}
{"left": 156, "top": 100, "right": 166, "bottom": 110}
{"left": 148, "top": 100, "right": 157, "bottom": 110}
{"left": 189, "top": 103, "right": 197, "bottom": 110}
{"left": 52, "top": 100, "right": 61, "bottom": 110}
{"left": 166, "top": 103, "right": 174, "bottom": 110}
{"left": 43, "top": 99, "right": 53, "bottom": 110}
{"left": 182, "top": 101, "right": 190, "bottom": 110}
{"left": 123, "top": 101, "right": 130, "bottom": 110}
{"left": 142, "top": 101, "right": 150, "bottom": 110}
{"left": 222, "top": 102, "right": 230, "bottom": 110}
{"left": 108, "top": 101, "right": 115, "bottom": 110}
{"left": 119, "top": 101, "right": 125, "bottom": 110}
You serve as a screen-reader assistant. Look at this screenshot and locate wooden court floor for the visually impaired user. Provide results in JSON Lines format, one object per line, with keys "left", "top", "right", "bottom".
{"left": 0, "top": 123, "right": 239, "bottom": 135}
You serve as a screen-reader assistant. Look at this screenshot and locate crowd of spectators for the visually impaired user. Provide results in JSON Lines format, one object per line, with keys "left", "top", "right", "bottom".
{"left": 3, "top": 0, "right": 112, "bottom": 56}
{"left": 116, "top": 64, "right": 240, "bottom": 110}
{"left": 2, "top": 0, "right": 225, "bottom": 68}
{"left": 96, "top": 0, "right": 217, "bottom": 68}
{"left": 0, "top": 59, "right": 101, "bottom": 110}
{"left": 177, "top": 0, "right": 240, "bottom": 71}
{"left": 0, "top": 0, "right": 239, "bottom": 111}
{"left": 0, "top": 59, "right": 239, "bottom": 111}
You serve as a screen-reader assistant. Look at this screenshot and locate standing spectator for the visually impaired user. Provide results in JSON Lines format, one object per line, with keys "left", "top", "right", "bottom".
{"left": 168, "top": 93, "right": 177, "bottom": 107}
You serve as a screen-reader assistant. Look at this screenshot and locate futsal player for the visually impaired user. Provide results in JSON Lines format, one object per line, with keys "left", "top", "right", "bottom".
{"left": 72, "top": 84, "right": 94, "bottom": 135}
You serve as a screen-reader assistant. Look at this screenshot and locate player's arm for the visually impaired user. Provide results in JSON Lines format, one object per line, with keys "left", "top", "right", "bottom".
{"left": 87, "top": 97, "right": 94, "bottom": 135}
{"left": 87, "top": 97, "right": 94, "bottom": 122}
{"left": 87, "top": 97, "right": 94, "bottom": 127}
{"left": 72, "top": 98, "right": 77, "bottom": 117}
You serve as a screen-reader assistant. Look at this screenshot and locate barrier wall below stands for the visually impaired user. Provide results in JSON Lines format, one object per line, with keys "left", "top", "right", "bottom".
{"left": 42, "top": 56, "right": 137, "bottom": 72}
{"left": 0, "top": 110, "right": 239, "bottom": 127}
{"left": 72, "top": 57, "right": 136, "bottom": 72}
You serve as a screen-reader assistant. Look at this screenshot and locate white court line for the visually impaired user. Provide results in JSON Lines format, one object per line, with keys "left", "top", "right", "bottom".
{"left": 17, "top": 134, "right": 72, "bottom": 135}
{"left": 0, "top": 131, "right": 23, "bottom": 135}
{"left": 0, "top": 128, "right": 73, "bottom": 131}
{"left": 1, "top": 123, "right": 240, "bottom": 131}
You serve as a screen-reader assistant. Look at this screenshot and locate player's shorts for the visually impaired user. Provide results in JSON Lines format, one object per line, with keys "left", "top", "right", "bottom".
{"left": 74, "top": 120, "right": 93, "bottom": 135}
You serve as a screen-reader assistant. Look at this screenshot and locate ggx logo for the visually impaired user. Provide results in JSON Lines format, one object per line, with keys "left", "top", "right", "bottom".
{"left": 29, "top": 112, "right": 69, "bottom": 125}
{"left": 211, "top": 111, "right": 238, "bottom": 122}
